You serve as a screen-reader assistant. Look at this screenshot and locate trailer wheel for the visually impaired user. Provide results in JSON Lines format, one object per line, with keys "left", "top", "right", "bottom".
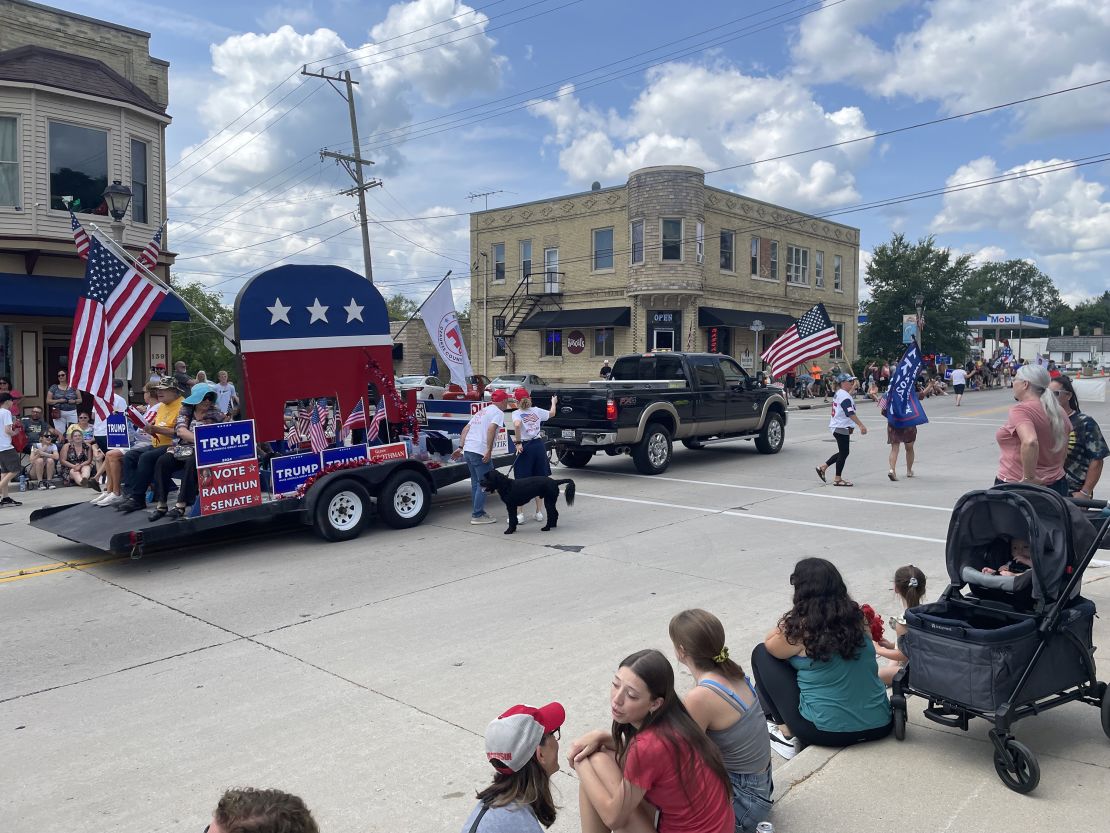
{"left": 755, "top": 412, "right": 785, "bottom": 454}
{"left": 633, "top": 422, "right": 672, "bottom": 475}
{"left": 377, "top": 470, "right": 431, "bottom": 529}
{"left": 314, "top": 479, "right": 371, "bottom": 542}
{"left": 557, "top": 448, "right": 593, "bottom": 468}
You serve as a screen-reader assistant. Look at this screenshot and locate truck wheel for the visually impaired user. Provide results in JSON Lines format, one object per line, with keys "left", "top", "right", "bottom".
{"left": 633, "top": 423, "right": 673, "bottom": 474}
{"left": 755, "top": 412, "right": 785, "bottom": 454}
{"left": 314, "top": 479, "right": 372, "bottom": 542}
{"left": 681, "top": 438, "right": 706, "bottom": 450}
{"left": 557, "top": 448, "right": 593, "bottom": 468}
{"left": 377, "top": 469, "right": 431, "bottom": 529}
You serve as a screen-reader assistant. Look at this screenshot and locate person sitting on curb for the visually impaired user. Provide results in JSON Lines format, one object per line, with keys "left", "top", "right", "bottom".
{"left": 204, "top": 788, "right": 318, "bottom": 833}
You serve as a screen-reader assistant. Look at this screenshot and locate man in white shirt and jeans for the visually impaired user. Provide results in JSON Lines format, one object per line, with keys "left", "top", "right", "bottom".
{"left": 454, "top": 388, "right": 512, "bottom": 524}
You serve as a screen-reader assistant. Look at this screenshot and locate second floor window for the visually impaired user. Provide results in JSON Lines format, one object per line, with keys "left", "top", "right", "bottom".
{"left": 662, "top": 218, "right": 682, "bottom": 261}
{"left": 750, "top": 236, "right": 759, "bottom": 275}
{"left": 769, "top": 240, "right": 779, "bottom": 280}
{"left": 834, "top": 254, "right": 843, "bottom": 290}
{"left": 696, "top": 221, "right": 705, "bottom": 264}
{"left": 631, "top": 219, "right": 644, "bottom": 264}
{"left": 828, "top": 322, "right": 845, "bottom": 359}
{"left": 720, "top": 230, "right": 734, "bottom": 271}
{"left": 130, "top": 139, "right": 149, "bottom": 224}
{"left": 0, "top": 116, "right": 18, "bottom": 206}
{"left": 493, "top": 242, "right": 505, "bottom": 282}
{"left": 786, "top": 245, "right": 808, "bottom": 284}
{"left": 814, "top": 250, "right": 825, "bottom": 288}
{"left": 520, "top": 240, "right": 532, "bottom": 282}
{"left": 593, "top": 227, "right": 614, "bottom": 270}
{"left": 50, "top": 121, "right": 108, "bottom": 213}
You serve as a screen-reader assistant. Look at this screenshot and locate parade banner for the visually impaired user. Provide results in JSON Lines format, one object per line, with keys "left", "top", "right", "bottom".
{"left": 199, "top": 460, "right": 263, "bottom": 515}
{"left": 105, "top": 413, "right": 129, "bottom": 449}
{"left": 366, "top": 441, "right": 408, "bottom": 465}
{"left": 195, "top": 419, "right": 257, "bottom": 468}
{"left": 271, "top": 451, "right": 322, "bottom": 497}
{"left": 886, "top": 338, "right": 930, "bottom": 429}
{"left": 421, "top": 277, "right": 474, "bottom": 388}
{"left": 322, "top": 443, "right": 370, "bottom": 467}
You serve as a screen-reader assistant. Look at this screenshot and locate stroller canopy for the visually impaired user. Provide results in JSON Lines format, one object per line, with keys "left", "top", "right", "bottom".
{"left": 945, "top": 485, "right": 1096, "bottom": 603}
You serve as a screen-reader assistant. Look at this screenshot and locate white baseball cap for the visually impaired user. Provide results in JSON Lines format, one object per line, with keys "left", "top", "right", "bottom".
{"left": 485, "top": 702, "right": 565, "bottom": 773}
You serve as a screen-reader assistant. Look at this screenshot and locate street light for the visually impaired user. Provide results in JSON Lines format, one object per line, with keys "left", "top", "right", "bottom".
{"left": 102, "top": 180, "right": 133, "bottom": 243}
{"left": 914, "top": 293, "right": 925, "bottom": 338}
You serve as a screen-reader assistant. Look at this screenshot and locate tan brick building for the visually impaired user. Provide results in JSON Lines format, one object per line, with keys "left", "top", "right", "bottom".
{"left": 469, "top": 165, "right": 860, "bottom": 383}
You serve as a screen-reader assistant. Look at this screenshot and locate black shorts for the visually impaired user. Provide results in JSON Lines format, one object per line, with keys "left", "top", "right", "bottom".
{"left": 0, "top": 448, "right": 20, "bottom": 475}
{"left": 954, "top": 384, "right": 965, "bottom": 395}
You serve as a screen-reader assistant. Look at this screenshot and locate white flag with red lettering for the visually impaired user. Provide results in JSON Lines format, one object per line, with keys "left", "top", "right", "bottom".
{"left": 421, "top": 278, "right": 473, "bottom": 389}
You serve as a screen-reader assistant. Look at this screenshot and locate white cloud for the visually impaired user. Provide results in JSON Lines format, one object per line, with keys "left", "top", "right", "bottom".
{"left": 529, "top": 63, "right": 874, "bottom": 211}
{"left": 258, "top": 3, "right": 319, "bottom": 31}
{"left": 792, "top": 0, "right": 1110, "bottom": 137}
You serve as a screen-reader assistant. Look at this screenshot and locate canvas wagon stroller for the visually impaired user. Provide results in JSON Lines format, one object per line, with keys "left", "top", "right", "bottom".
{"left": 891, "top": 483, "right": 1110, "bottom": 793}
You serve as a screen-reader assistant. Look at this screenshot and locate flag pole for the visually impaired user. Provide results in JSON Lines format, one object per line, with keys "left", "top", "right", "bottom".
{"left": 87, "top": 224, "right": 234, "bottom": 349}
{"left": 393, "top": 269, "right": 452, "bottom": 339}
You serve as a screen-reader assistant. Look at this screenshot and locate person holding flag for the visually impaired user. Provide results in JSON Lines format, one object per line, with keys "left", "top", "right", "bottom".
{"left": 816, "top": 374, "right": 868, "bottom": 487}
{"left": 881, "top": 339, "right": 930, "bottom": 482}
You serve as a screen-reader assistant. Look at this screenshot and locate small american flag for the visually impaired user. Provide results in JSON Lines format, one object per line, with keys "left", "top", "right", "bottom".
{"left": 761, "top": 303, "right": 842, "bottom": 379}
{"left": 340, "top": 399, "right": 366, "bottom": 440}
{"left": 138, "top": 225, "right": 164, "bottom": 270}
{"left": 70, "top": 210, "right": 90, "bottom": 260}
{"left": 308, "top": 400, "right": 328, "bottom": 454}
{"left": 284, "top": 419, "right": 300, "bottom": 448}
{"left": 366, "top": 396, "right": 387, "bottom": 444}
{"left": 295, "top": 407, "right": 310, "bottom": 438}
{"left": 125, "top": 404, "right": 151, "bottom": 427}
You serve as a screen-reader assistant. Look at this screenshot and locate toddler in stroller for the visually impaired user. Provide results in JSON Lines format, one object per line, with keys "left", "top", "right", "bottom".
{"left": 892, "top": 483, "right": 1110, "bottom": 793}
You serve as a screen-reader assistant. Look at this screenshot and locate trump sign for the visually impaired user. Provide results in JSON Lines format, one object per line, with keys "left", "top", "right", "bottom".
{"left": 195, "top": 419, "right": 257, "bottom": 468}
{"left": 271, "top": 451, "right": 322, "bottom": 497}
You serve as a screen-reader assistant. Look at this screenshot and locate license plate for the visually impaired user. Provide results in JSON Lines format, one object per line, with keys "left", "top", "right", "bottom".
{"left": 561, "top": 429, "right": 576, "bottom": 440}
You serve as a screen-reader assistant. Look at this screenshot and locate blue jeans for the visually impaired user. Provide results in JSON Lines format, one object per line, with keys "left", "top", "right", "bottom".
{"left": 731, "top": 764, "right": 774, "bottom": 832}
{"left": 464, "top": 451, "right": 493, "bottom": 517}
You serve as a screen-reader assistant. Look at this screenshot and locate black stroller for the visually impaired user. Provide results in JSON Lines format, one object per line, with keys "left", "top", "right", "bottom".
{"left": 892, "top": 484, "right": 1110, "bottom": 793}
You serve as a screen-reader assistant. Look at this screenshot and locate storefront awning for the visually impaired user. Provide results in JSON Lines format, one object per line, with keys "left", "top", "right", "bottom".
{"left": 698, "top": 307, "right": 795, "bottom": 329}
{"left": 519, "top": 306, "right": 631, "bottom": 330}
{"left": 0, "top": 273, "right": 190, "bottom": 321}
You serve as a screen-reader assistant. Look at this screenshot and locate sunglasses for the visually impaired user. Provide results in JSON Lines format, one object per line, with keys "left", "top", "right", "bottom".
{"left": 1052, "top": 389, "right": 1067, "bottom": 398}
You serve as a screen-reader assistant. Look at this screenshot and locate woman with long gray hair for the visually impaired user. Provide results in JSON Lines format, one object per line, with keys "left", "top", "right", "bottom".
{"left": 994, "top": 363, "right": 1070, "bottom": 495}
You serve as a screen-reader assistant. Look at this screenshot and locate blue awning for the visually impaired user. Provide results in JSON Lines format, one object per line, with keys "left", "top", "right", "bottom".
{"left": 0, "top": 273, "right": 189, "bottom": 321}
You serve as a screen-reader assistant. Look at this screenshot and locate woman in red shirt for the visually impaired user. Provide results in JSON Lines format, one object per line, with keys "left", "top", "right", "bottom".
{"left": 569, "top": 649, "right": 734, "bottom": 833}
{"left": 995, "top": 364, "right": 1069, "bottom": 495}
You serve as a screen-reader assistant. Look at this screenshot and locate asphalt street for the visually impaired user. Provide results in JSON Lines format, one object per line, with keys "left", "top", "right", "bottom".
{"left": 2, "top": 386, "right": 1109, "bottom": 832}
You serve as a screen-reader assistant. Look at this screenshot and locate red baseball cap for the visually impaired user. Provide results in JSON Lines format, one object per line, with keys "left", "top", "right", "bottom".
{"left": 512, "top": 387, "right": 529, "bottom": 401}
{"left": 485, "top": 702, "right": 566, "bottom": 773}
{"left": 155, "top": 362, "right": 166, "bottom": 369}
{"left": 490, "top": 389, "right": 509, "bottom": 403}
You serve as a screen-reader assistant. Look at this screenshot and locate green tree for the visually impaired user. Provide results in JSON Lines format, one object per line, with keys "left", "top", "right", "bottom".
{"left": 1049, "top": 291, "right": 1110, "bottom": 337}
{"left": 964, "top": 260, "right": 1063, "bottom": 339}
{"left": 168, "top": 278, "right": 236, "bottom": 382}
{"left": 385, "top": 292, "right": 419, "bottom": 321}
{"left": 860, "top": 234, "right": 974, "bottom": 362}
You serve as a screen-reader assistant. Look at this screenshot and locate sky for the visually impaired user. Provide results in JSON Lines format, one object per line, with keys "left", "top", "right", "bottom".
{"left": 47, "top": 0, "right": 1110, "bottom": 309}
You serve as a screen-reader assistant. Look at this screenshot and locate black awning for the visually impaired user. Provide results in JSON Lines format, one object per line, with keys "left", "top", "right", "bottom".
{"left": 519, "top": 306, "right": 632, "bottom": 330}
{"left": 698, "top": 307, "right": 795, "bottom": 329}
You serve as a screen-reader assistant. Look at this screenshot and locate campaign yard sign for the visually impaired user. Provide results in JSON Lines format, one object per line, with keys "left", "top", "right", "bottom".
{"left": 199, "top": 460, "right": 263, "bottom": 515}
{"left": 366, "top": 441, "right": 408, "bottom": 465}
{"left": 322, "top": 443, "right": 370, "bottom": 467}
{"left": 105, "top": 413, "right": 129, "bottom": 449}
{"left": 195, "top": 419, "right": 257, "bottom": 468}
{"left": 272, "top": 451, "right": 322, "bottom": 497}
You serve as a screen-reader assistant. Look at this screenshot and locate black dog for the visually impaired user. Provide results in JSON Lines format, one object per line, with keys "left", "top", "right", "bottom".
{"left": 480, "top": 469, "right": 576, "bottom": 534}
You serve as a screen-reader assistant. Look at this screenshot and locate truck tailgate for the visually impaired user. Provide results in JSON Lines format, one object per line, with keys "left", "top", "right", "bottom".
{"left": 534, "top": 387, "right": 609, "bottom": 428}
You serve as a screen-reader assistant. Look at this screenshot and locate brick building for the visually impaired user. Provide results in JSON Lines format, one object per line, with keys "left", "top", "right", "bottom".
{"left": 469, "top": 165, "right": 860, "bottom": 382}
{"left": 0, "top": 0, "right": 185, "bottom": 409}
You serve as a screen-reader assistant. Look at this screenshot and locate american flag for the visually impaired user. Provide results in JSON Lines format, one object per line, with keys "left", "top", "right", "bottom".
{"left": 295, "top": 406, "right": 310, "bottom": 438}
{"left": 69, "top": 210, "right": 90, "bottom": 260}
{"left": 69, "top": 238, "right": 167, "bottom": 403}
{"left": 92, "top": 396, "right": 112, "bottom": 422}
{"left": 138, "top": 225, "right": 164, "bottom": 269}
{"left": 308, "top": 399, "right": 329, "bottom": 454}
{"left": 284, "top": 419, "right": 300, "bottom": 448}
{"left": 366, "top": 396, "right": 387, "bottom": 444}
{"left": 339, "top": 399, "right": 366, "bottom": 440}
{"left": 125, "top": 404, "right": 152, "bottom": 427}
{"left": 761, "top": 303, "right": 842, "bottom": 379}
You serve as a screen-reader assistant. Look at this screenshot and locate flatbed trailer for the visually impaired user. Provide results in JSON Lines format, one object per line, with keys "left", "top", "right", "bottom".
{"left": 29, "top": 454, "right": 512, "bottom": 557}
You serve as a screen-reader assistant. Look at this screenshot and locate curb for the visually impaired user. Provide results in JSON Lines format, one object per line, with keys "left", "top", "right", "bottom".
{"left": 771, "top": 744, "right": 842, "bottom": 800}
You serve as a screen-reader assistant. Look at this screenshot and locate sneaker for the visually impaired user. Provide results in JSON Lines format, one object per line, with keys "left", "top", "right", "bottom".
{"left": 94, "top": 492, "right": 117, "bottom": 506}
{"left": 517, "top": 513, "right": 526, "bottom": 524}
{"left": 470, "top": 514, "right": 496, "bottom": 525}
{"left": 89, "top": 491, "right": 106, "bottom": 503}
{"left": 534, "top": 512, "right": 544, "bottom": 522}
{"left": 115, "top": 498, "right": 144, "bottom": 514}
{"left": 47, "top": 482, "right": 58, "bottom": 490}
{"left": 0, "top": 496, "right": 22, "bottom": 508}
{"left": 767, "top": 721, "right": 798, "bottom": 760}
{"left": 36, "top": 481, "right": 47, "bottom": 491}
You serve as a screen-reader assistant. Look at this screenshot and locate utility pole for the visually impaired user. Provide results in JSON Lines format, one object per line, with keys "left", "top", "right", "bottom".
{"left": 302, "top": 66, "right": 381, "bottom": 284}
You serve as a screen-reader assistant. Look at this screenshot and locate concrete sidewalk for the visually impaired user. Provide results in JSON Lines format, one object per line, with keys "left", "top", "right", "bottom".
{"left": 768, "top": 571, "right": 1110, "bottom": 832}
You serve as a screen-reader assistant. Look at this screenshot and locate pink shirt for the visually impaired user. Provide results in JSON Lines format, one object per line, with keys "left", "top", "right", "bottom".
{"left": 996, "top": 400, "right": 1065, "bottom": 484}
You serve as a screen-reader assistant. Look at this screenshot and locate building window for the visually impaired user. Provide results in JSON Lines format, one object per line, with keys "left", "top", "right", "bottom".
{"left": 720, "top": 230, "right": 735, "bottom": 272}
{"left": 834, "top": 254, "right": 843, "bottom": 291}
{"left": 543, "top": 329, "right": 562, "bottom": 357}
{"left": 50, "top": 121, "right": 108, "bottom": 213}
{"left": 769, "top": 240, "right": 779, "bottom": 280}
{"left": 594, "top": 327, "right": 615, "bottom": 357}
{"left": 786, "top": 245, "right": 808, "bottom": 285}
{"left": 493, "top": 316, "right": 507, "bottom": 357}
{"left": 593, "top": 227, "right": 614, "bottom": 271}
{"left": 750, "top": 236, "right": 759, "bottom": 275}
{"left": 814, "top": 250, "right": 824, "bottom": 288}
{"left": 696, "top": 221, "right": 705, "bottom": 264}
{"left": 520, "top": 240, "right": 532, "bottom": 283}
{"left": 544, "top": 247, "right": 559, "bottom": 293}
{"left": 130, "top": 139, "right": 149, "bottom": 224}
{"left": 661, "top": 218, "right": 682, "bottom": 261}
{"left": 828, "top": 322, "right": 844, "bottom": 359}
{"left": 492, "top": 242, "right": 505, "bottom": 282}
{"left": 631, "top": 219, "right": 644, "bottom": 265}
{"left": 0, "top": 116, "right": 18, "bottom": 207}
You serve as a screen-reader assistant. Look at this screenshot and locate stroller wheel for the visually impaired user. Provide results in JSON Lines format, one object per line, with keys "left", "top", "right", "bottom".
{"left": 993, "top": 739, "right": 1040, "bottom": 794}
{"left": 1101, "top": 684, "right": 1110, "bottom": 741}
{"left": 893, "top": 704, "right": 907, "bottom": 741}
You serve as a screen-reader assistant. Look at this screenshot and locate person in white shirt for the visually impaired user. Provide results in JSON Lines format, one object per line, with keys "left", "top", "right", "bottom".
{"left": 0, "top": 393, "right": 22, "bottom": 507}
{"left": 815, "top": 374, "right": 868, "bottom": 487}
{"left": 214, "top": 370, "right": 239, "bottom": 416}
{"left": 511, "top": 387, "right": 558, "bottom": 524}
{"left": 453, "top": 389, "right": 512, "bottom": 524}
{"left": 950, "top": 366, "right": 968, "bottom": 406}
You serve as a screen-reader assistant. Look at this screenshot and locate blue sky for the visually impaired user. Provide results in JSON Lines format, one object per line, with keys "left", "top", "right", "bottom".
{"left": 48, "top": 0, "right": 1110, "bottom": 307}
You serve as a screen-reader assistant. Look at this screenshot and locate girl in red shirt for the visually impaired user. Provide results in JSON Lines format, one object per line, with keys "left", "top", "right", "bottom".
{"left": 569, "top": 649, "right": 734, "bottom": 833}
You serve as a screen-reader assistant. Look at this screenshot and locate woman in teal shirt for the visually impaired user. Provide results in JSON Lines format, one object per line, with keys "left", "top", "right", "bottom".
{"left": 751, "top": 557, "right": 891, "bottom": 760}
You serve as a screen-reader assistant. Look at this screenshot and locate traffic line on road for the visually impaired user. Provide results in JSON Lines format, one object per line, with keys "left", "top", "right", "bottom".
{"left": 581, "top": 469, "right": 953, "bottom": 512}
{"left": 576, "top": 491, "right": 947, "bottom": 543}
{"left": 0, "top": 556, "right": 125, "bottom": 583}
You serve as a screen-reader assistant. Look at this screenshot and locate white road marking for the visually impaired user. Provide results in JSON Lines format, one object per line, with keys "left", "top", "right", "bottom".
{"left": 583, "top": 469, "right": 953, "bottom": 512}
{"left": 577, "top": 492, "right": 947, "bottom": 543}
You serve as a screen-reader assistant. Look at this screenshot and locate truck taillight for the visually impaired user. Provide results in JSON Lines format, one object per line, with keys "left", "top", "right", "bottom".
{"left": 606, "top": 398, "right": 617, "bottom": 420}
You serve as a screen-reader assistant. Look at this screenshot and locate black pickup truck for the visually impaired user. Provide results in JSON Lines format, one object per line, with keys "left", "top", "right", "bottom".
{"left": 534, "top": 352, "right": 788, "bottom": 475}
